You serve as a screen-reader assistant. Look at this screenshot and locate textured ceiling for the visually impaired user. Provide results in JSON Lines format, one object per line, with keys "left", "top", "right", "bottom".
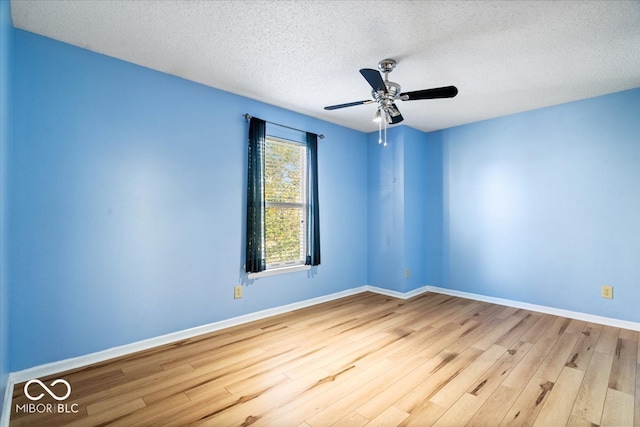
{"left": 10, "top": 0, "right": 640, "bottom": 133}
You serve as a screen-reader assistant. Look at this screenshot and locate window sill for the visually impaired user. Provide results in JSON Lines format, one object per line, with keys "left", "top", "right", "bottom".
{"left": 247, "top": 264, "right": 310, "bottom": 279}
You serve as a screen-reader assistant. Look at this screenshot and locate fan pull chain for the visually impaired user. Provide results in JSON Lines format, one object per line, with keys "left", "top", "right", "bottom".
{"left": 383, "top": 116, "right": 387, "bottom": 147}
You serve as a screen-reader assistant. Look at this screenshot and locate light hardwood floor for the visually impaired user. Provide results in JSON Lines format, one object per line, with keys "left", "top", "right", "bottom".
{"left": 9, "top": 292, "right": 640, "bottom": 426}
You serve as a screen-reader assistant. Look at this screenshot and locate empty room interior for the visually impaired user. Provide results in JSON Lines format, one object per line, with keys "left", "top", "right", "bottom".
{"left": 1, "top": 1, "right": 640, "bottom": 426}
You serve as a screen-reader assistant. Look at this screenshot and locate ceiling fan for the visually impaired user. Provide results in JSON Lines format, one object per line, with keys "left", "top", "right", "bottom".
{"left": 324, "top": 59, "right": 458, "bottom": 125}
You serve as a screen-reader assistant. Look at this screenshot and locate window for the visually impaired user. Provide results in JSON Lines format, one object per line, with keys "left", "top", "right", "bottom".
{"left": 264, "top": 136, "right": 307, "bottom": 268}
{"left": 245, "top": 117, "right": 320, "bottom": 276}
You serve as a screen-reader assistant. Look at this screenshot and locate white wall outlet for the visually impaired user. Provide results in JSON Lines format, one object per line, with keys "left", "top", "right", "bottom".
{"left": 234, "top": 285, "right": 243, "bottom": 299}
{"left": 601, "top": 285, "right": 613, "bottom": 299}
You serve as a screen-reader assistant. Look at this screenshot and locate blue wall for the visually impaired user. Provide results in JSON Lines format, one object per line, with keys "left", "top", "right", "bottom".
{"left": 367, "top": 127, "right": 405, "bottom": 292}
{"left": 8, "top": 30, "right": 368, "bottom": 371}
{"left": 366, "top": 125, "right": 441, "bottom": 293}
{"left": 1, "top": 0, "right": 13, "bottom": 406}
{"left": 423, "top": 131, "right": 444, "bottom": 288}
{"left": 403, "top": 126, "right": 429, "bottom": 292}
{"left": 440, "top": 89, "right": 640, "bottom": 321}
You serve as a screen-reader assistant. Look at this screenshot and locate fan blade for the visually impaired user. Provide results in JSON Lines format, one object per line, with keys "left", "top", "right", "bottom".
{"left": 401, "top": 86, "right": 458, "bottom": 100}
{"left": 324, "top": 100, "right": 374, "bottom": 110}
{"left": 360, "top": 68, "right": 387, "bottom": 93}
{"left": 390, "top": 114, "right": 404, "bottom": 124}
{"left": 389, "top": 104, "right": 404, "bottom": 124}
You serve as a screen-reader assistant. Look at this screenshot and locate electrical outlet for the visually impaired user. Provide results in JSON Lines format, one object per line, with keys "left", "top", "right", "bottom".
{"left": 405, "top": 269, "right": 410, "bottom": 279}
{"left": 234, "top": 285, "right": 243, "bottom": 299}
{"left": 601, "top": 285, "right": 613, "bottom": 299}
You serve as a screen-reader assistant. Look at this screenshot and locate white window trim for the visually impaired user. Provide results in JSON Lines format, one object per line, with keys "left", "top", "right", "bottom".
{"left": 248, "top": 264, "right": 311, "bottom": 279}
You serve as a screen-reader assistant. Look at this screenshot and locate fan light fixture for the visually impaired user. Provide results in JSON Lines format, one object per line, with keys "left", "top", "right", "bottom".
{"left": 374, "top": 107, "right": 388, "bottom": 147}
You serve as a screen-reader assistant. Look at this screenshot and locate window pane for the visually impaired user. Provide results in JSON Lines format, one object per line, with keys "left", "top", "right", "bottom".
{"left": 265, "top": 206, "right": 306, "bottom": 265}
{"left": 265, "top": 139, "right": 306, "bottom": 204}
{"left": 263, "top": 137, "right": 308, "bottom": 267}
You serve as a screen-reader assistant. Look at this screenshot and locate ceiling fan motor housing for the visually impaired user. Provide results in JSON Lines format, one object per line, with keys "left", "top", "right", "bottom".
{"left": 373, "top": 82, "right": 401, "bottom": 119}
{"left": 374, "top": 59, "right": 402, "bottom": 118}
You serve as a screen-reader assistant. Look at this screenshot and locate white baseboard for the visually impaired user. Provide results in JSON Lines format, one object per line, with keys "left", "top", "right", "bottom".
{"left": 3, "top": 283, "right": 638, "bottom": 426}
{"left": 365, "top": 285, "right": 429, "bottom": 300}
{"left": 0, "top": 383, "right": 10, "bottom": 427}
{"left": 426, "top": 286, "right": 640, "bottom": 332}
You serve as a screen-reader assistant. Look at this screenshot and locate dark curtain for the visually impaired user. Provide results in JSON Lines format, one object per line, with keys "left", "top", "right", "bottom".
{"left": 245, "top": 117, "right": 267, "bottom": 273}
{"left": 306, "top": 132, "right": 321, "bottom": 266}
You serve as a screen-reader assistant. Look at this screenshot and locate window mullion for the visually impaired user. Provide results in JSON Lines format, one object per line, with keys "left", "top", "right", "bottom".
{"left": 265, "top": 201, "right": 305, "bottom": 209}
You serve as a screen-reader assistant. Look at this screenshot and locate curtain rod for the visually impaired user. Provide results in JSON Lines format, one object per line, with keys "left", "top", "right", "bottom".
{"left": 243, "top": 114, "right": 325, "bottom": 139}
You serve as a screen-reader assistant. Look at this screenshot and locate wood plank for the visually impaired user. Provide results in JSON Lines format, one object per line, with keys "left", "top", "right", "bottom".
{"left": 188, "top": 369, "right": 330, "bottom": 426}
{"left": 600, "top": 388, "right": 634, "bottom": 427}
{"left": 303, "top": 355, "right": 426, "bottom": 427}
{"left": 222, "top": 368, "right": 328, "bottom": 426}
{"left": 536, "top": 332, "right": 580, "bottom": 382}
{"left": 355, "top": 355, "right": 449, "bottom": 420}
{"left": 328, "top": 411, "right": 369, "bottom": 427}
{"left": 619, "top": 328, "right": 638, "bottom": 342}
{"left": 138, "top": 387, "right": 231, "bottom": 427}
{"left": 543, "top": 317, "right": 575, "bottom": 339}
{"left": 519, "top": 314, "right": 557, "bottom": 344}
{"left": 383, "top": 325, "right": 440, "bottom": 363}
{"left": 533, "top": 367, "right": 585, "bottom": 427}
{"left": 249, "top": 364, "right": 363, "bottom": 426}
{"left": 407, "top": 301, "right": 464, "bottom": 331}
{"left": 320, "top": 331, "right": 412, "bottom": 373}
{"left": 608, "top": 338, "right": 637, "bottom": 394}
{"left": 65, "top": 398, "right": 146, "bottom": 427}
{"left": 107, "top": 392, "right": 191, "bottom": 427}
{"left": 283, "top": 331, "right": 387, "bottom": 380}
{"left": 566, "top": 415, "right": 599, "bottom": 426}
{"left": 595, "top": 325, "right": 620, "bottom": 355}
{"left": 499, "top": 376, "right": 555, "bottom": 426}
{"left": 268, "top": 359, "right": 394, "bottom": 427}
{"left": 430, "top": 344, "right": 506, "bottom": 408}
{"left": 571, "top": 351, "right": 614, "bottom": 425}
{"left": 395, "top": 347, "right": 483, "bottom": 414}
{"left": 633, "top": 364, "right": 640, "bottom": 427}
{"left": 432, "top": 393, "right": 484, "bottom": 427}
{"left": 565, "top": 319, "right": 589, "bottom": 335}
{"left": 143, "top": 348, "right": 288, "bottom": 405}
{"left": 502, "top": 336, "right": 557, "bottom": 390}
{"left": 564, "top": 323, "right": 602, "bottom": 372}
{"left": 467, "top": 340, "right": 533, "bottom": 400}
{"left": 494, "top": 312, "right": 542, "bottom": 348}
{"left": 364, "top": 406, "right": 410, "bottom": 427}
{"left": 397, "top": 401, "right": 447, "bottom": 427}
{"left": 428, "top": 301, "right": 484, "bottom": 329}
{"left": 466, "top": 385, "right": 520, "bottom": 427}
{"left": 471, "top": 316, "right": 522, "bottom": 350}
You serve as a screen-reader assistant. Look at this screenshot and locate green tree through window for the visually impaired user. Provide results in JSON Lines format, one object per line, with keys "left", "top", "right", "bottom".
{"left": 264, "top": 137, "right": 307, "bottom": 266}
